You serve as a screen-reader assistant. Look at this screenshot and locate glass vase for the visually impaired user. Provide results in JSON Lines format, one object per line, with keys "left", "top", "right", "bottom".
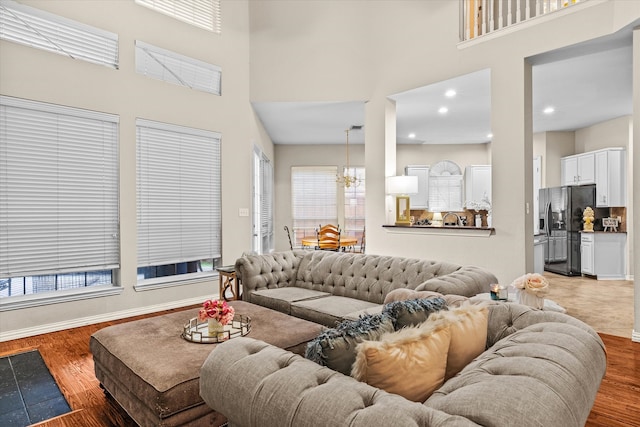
{"left": 207, "top": 318, "right": 224, "bottom": 337}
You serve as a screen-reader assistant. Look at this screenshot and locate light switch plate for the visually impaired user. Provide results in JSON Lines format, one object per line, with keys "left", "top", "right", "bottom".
{"left": 239, "top": 208, "right": 249, "bottom": 217}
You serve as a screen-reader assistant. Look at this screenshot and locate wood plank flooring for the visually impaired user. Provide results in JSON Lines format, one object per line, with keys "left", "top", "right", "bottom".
{"left": 0, "top": 295, "right": 638, "bottom": 426}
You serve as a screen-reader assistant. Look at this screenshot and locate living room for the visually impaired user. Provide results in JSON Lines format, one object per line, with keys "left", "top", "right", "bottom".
{"left": 1, "top": 0, "right": 639, "bottom": 426}
{"left": 2, "top": 0, "right": 639, "bottom": 341}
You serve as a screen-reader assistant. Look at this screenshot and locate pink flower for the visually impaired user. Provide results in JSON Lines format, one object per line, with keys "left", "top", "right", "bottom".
{"left": 510, "top": 273, "right": 550, "bottom": 297}
{"left": 197, "top": 299, "right": 235, "bottom": 325}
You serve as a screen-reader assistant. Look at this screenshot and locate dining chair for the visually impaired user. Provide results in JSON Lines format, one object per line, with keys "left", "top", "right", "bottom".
{"left": 284, "top": 225, "right": 293, "bottom": 250}
{"left": 316, "top": 224, "right": 341, "bottom": 251}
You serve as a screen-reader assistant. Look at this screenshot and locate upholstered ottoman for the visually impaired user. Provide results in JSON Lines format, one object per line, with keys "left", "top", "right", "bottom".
{"left": 90, "top": 301, "right": 325, "bottom": 427}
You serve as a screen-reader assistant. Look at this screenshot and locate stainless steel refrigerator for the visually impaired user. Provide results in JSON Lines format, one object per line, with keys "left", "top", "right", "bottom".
{"left": 538, "top": 184, "right": 596, "bottom": 276}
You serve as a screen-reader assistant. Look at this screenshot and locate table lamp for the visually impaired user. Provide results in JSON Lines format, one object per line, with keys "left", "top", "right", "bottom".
{"left": 386, "top": 175, "right": 419, "bottom": 226}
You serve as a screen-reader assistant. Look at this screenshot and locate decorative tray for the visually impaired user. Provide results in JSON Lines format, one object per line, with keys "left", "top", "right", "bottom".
{"left": 181, "top": 314, "right": 251, "bottom": 344}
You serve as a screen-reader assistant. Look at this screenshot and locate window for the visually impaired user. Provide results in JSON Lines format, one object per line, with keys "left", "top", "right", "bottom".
{"left": 135, "top": 0, "right": 221, "bottom": 33}
{"left": 0, "top": 96, "right": 119, "bottom": 298}
{"left": 136, "top": 119, "right": 221, "bottom": 285}
{"left": 428, "top": 160, "right": 463, "bottom": 212}
{"left": 291, "top": 166, "right": 337, "bottom": 246}
{"left": 343, "top": 167, "right": 365, "bottom": 247}
{"left": 135, "top": 40, "right": 221, "bottom": 95}
{"left": 253, "top": 148, "right": 274, "bottom": 254}
{"left": 0, "top": 0, "right": 119, "bottom": 68}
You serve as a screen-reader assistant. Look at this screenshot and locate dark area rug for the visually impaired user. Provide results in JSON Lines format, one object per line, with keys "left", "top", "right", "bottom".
{"left": 0, "top": 349, "right": 71, "bottom": 426}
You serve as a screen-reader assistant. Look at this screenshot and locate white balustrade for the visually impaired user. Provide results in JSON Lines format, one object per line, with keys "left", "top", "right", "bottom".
{"left": 461, "top": 0, "right": 585, "bottom": 41}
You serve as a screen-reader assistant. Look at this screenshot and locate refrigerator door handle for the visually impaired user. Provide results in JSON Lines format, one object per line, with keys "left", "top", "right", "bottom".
{"left": 545, "top": 202, "right": 551, "bottom": 236}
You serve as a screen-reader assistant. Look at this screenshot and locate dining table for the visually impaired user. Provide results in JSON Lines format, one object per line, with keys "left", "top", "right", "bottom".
{"left": 301, "top": 237, "right": 358, "bottom": 251}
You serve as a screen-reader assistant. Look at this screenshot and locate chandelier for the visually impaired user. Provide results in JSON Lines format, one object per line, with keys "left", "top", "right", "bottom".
{"left": 336, "top": 127, "right": 361, "bottom": 188}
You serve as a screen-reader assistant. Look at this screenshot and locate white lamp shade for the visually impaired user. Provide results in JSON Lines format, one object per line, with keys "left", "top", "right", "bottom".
{"left": 386, "top": 175, "right": 418, "bottom": 195}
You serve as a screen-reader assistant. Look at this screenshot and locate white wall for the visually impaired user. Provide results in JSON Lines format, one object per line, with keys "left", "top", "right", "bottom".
{"left": 0, "top": 0, "right": 269, "bottom": 338}
{"left": 251, "top": 0, "right": 640, "bottom": 284}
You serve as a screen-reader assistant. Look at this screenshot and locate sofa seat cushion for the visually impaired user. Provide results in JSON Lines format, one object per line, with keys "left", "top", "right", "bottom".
{"left": 342, "top": 305, "right": 383, "bottom": 321}
{"left": 249, "top": 287, "right": 330, "bottom": 315}
{"left": 291, "top": 296, "right": 381, "bottom": 327}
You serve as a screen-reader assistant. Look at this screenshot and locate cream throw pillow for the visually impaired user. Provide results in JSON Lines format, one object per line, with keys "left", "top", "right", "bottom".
{"left": 351, "top": 322, "right": 451, "bottom": 402}
{"left": 428, "top": 303, "right": 489, "bottom": 380}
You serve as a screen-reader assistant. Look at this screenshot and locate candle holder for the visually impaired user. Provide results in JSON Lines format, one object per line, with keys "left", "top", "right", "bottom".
{"left": 490, "top": 284, "right": 508, "bottom": 301}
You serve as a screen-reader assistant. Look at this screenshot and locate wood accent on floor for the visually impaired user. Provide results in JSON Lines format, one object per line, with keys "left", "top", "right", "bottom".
{"left": 0, "top": 306, "right": 196, "bottom": 427}
{"left": 0, "top": 303, "right": 638, "bottom": 426}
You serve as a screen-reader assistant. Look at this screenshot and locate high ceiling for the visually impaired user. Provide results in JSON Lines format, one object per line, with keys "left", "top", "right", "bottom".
{"left": 253, "top": 26, "right": 633, "bottom": 146}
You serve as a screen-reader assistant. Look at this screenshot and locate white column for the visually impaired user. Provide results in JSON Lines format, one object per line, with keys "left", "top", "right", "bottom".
{"left": 632, "top": 27, "right": 640, "bottom": 343}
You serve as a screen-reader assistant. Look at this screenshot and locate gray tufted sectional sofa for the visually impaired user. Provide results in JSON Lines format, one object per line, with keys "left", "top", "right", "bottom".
{"left": 200, "top": 304, "right": 606, "bottom": 427}
{"left": 198, "top": 250, "right": 606, "bottom": 426}
{"left": 234, "top": 250, "right": 498, "bottom": 327}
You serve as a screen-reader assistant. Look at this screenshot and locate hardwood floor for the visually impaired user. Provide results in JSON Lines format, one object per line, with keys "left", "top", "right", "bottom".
{"left": 0, "top": 302, "right": 638, "bottom": 426}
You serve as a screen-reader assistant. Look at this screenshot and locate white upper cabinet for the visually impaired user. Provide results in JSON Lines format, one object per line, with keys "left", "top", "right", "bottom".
{"left": 561, "top": 152, "right": 595, "bottom": 186}
{"left": 464, "top": 165, "right": 491, "bottom": 209}
{"left": 405, "top": 165, "right": 430, "bottom": 210}
{"left": 595, "top": 148, "right": 626, "bottom": 207}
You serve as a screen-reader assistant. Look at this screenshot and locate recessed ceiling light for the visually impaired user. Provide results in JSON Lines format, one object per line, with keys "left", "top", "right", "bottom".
{"left": 445, "top": 89, "right": 456, "bottom": 98}
{"left": 487, "top": 133, "right": 493, "bottom": 139}
{"left": 543, "top": 106, "right": 555, "bottom": 114}
{"left": 408, "top": 133, "right": 416, "bottom": 139}
{"left": 438, "top": 106, "right": 448, "bottom": 114}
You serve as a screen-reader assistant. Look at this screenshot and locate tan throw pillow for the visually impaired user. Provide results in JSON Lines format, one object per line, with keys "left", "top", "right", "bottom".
{"left": 428, "top": 303, "right": 489, "bottom": 380}
{"left": 351, "top": 322, "right": 451, "bottom": 402}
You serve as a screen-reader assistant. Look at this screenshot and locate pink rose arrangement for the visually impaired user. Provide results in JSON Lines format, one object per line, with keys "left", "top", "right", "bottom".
{"left": 509, "top": 273, "right": 550, "bottom": 297}
{"left": 198, "top": 299, "right": 235, "bottom": 325}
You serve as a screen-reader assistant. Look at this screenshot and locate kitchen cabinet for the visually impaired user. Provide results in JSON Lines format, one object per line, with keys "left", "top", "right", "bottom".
{"left": 561, "top": 152, "right": 595, "bottom": 186}
{"left": 595, "top": 148, "right": 626, "bottom": 207}
{"left": 580, "top": 233, "right": 594, "bottom": 275}
{"left": 405, "top": 165, "right": 429, "bottom": 210}
{"left": 464, "top": 165, "right": 491, "bottom": 208}
{"left": 581, "top": 232, "right": 626, "bottom": 279}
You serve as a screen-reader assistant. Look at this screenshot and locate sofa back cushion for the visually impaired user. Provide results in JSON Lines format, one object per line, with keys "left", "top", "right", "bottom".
{"left": 235, "top": 251, "right": 304, "bottom": 302}
{"left": 294, "top": 251, "right": 461, "bottom": 304}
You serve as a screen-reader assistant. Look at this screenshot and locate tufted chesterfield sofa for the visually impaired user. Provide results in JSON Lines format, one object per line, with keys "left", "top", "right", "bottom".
{"left": 200, "top": 303, "right": 606, "bottom": 427}
{"left": 235, "top": 250, "right": 498, "bottom": 327}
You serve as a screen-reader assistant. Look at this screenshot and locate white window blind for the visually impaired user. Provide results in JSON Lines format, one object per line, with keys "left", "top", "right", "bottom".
{"left": 0, "top": 96, "right": 120, "bottom": 277}
{"left": 260, "top": 153, "right": 274, "bottom": 253}
{"left": 135, "top": 0, "right": 221, "bottom": 33}
{"left": 135, "top": 40, "right": 221, "bottom": 95}
{"left": 428, "top": 176, "right": 463, "bottom": 212}
{"left": 344, "top": 167, "right": 365, "bottom": 238}
{"left": 136, "top": 119, "right": 221, "bottom": 269}
{"left": 0, "top": 0, "right": 119, "bottom": 68}
{"left": 291, "top": 166, "right": 337, "bottom": 245}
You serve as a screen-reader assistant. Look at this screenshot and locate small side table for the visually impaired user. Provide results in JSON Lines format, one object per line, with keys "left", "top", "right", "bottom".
{"left": 217, "top": 265, "right": 241, "bottom": 301}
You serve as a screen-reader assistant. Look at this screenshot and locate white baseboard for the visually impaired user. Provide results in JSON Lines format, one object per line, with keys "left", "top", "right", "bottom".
{"left": 633, "top": 330, "right": 640, "bottom": 343}
{"left": 0, "top": 294, "right": 219, "bottom": 343}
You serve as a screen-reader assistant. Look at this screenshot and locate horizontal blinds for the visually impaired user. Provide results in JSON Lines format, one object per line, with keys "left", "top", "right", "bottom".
{"left": 135, "top": 40, "right": 221, "bottom": 95}
{"left": 136, "top": 119, "right": 221, "bottom": 267}
{"left": 260, "top": 154, "right": 273, "bottom": 253}
{"left": 291, "top": 166, "right": 338, "bottom": 229}
{"left": 135, "top": 0, "right": 221, "bottom": 33}
{"left": 0, "top": 96, "right": 120, "bottom": 277}
{"left": 0, "top": 0, "right": 119, "bottom": 68}
{"left": 428, "top": 176, "right": 463, "bottom": 212}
